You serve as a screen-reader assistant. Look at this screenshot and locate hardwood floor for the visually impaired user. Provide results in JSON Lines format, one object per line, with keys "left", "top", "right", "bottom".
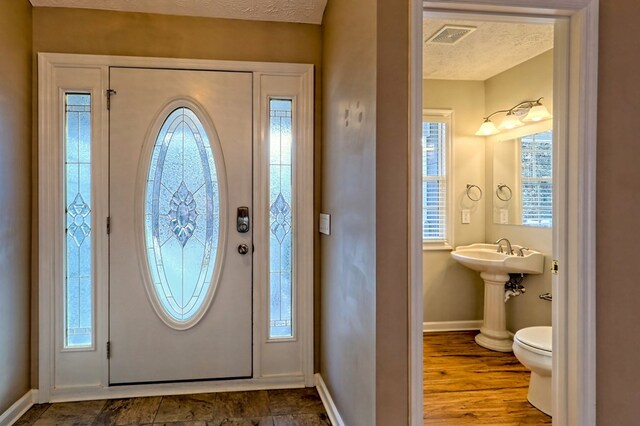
{"left": 424, "top": 331, "right": 552, "bottom": 425}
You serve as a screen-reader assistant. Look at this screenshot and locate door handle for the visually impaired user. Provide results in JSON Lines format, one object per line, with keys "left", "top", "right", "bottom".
{"left": 237, "top": 207, "right": 250, "bottom": 233}
{"left": 238, "top": 244, "right": 249, "bottom": 255}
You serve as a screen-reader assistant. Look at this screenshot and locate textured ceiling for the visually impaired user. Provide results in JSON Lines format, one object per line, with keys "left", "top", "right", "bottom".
{"left": 423, "top": 19, "right": 554, "bottom": 81}
{"left": 29, "top": 0, "right": 328, "bottom": 24}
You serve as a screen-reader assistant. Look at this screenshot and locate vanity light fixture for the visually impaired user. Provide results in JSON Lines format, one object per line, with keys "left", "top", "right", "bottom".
{"left": 475, "top": 97, "right": 552, "bottom": 136}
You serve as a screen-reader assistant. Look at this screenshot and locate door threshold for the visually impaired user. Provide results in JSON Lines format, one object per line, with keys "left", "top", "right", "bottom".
{"left": 109, "top": 374, "right": 253, "bottom": 387}
{"left": 44, "top": 374, "right": 307, "bottom": 403}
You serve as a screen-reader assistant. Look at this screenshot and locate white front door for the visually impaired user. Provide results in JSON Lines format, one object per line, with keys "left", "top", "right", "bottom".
{"left": 108, "top": 68, "right": 253, "bottom": 384}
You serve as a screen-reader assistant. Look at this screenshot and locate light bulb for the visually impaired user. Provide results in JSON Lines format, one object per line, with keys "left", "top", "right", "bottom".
{"left": 498, "top": 113, "right": 524, "bottom": 130}
{"left": 475, "top": 120, "right": 500, "bottom": 136}
{"left": 523, "top": 104, "right": 552, "bottom": 122}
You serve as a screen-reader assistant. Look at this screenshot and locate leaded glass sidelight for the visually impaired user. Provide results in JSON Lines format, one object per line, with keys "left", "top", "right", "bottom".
{"left": 269, "top": 99, "right": 294, "bottom": 338}
{"left": 65, "top": 93, "right": 93, "bottom": 348}
{"left": 145, "top": 107, "right": 220, "bottom": 324}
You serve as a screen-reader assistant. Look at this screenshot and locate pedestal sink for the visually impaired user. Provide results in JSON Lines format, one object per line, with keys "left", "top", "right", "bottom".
{"left": 451, "top": 243, "right": 545, "bottom": 352}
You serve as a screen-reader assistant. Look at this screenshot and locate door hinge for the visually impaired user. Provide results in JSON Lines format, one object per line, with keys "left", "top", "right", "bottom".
{"left": 106, "top": 89, "right": 117, "bottom": 110}
{"left": 551, "top": 259, "right": 559, "bottom": 275}
{"left": 106, "top": 341, "right": 111, "bottom": 359}
{"left": 106, "top": 216, "right": 111, "bottom": 235}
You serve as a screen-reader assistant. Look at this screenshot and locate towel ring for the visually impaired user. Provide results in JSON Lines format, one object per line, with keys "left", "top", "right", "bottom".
{"left": 496, "top": 184, "right": 513, "bottom": 201}
{"left": 465, "top": 184, "right": 483, "bottom": 202}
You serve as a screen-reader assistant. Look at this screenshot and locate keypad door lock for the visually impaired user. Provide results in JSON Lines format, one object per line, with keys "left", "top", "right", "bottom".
{"left": 237, "top": 207, "right": 250, "bottom": 233}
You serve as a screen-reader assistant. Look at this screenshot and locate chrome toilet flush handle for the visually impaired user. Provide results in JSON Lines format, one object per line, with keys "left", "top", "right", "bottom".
{"left": 539, "top": 293, "right": 553, "bottom": 302}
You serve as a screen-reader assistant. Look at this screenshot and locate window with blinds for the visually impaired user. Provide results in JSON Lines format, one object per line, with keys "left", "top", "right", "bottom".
{"left": 422, "top": 113, "right": 451, "bottom": 246}
{"left": 521, "top": 130, "right": 553, "bottom": 227}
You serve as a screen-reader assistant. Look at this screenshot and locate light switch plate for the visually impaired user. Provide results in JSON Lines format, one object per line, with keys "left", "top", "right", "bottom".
{"left": 319, "top": 213, "right": 331, "bottom": 235}
{"left": 500, "top": 209, "right": 509, "bottom": 224}
{"left": 461, "top": 209, "right": 471, "bottom": 224}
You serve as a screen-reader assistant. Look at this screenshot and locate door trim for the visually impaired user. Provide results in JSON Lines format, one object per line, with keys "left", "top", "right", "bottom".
{"left": 411, "top": 1, "right": 598, "bottom": 425}
{"left": 37, "top": 53, "right": 314, "bottom": 402}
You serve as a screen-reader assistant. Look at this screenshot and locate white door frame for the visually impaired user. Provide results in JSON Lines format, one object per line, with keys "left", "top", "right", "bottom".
{"left": 410, "top": 1, "right": 598, "bottom": 425}
{"left": 38, "top": 53, "right": 314, "bottom": 402}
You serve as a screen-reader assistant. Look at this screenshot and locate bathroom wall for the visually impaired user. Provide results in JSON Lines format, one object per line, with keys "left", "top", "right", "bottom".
{"left": 0, "top": 0, "right": 32, "bottom": 414}
{"left": 422, "top": 79, "right": 485, "bottom": 324}
{"left": 484, "top": 50, "right": 554, "bottom": 333}
{"left": 422, "top": 50, "right": 553, "bottom": 332}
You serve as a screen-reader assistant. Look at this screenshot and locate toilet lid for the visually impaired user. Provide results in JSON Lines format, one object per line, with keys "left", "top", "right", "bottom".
{"left": 514, "top": 326, "right": 552, "bottom": 353}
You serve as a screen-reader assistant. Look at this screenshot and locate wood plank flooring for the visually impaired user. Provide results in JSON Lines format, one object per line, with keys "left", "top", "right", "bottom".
{"left": 423, "top": 331, "right": 552, "bottom": 425}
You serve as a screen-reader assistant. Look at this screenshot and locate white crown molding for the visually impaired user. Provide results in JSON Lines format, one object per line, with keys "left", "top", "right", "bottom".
{"left": 29, "top": 0, "right": 327, "bottom": 24}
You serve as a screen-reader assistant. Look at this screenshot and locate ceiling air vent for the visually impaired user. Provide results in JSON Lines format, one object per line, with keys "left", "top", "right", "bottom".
{"left": 426, "top": 25, "right": 477, "bottom": 45}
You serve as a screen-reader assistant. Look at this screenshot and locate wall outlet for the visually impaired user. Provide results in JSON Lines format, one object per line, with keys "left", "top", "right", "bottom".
{"left": 461, "top": 209, "right": 471, "bottom": 224}
{"left": 319, "top": 213, "right": 331, "bottom": 235}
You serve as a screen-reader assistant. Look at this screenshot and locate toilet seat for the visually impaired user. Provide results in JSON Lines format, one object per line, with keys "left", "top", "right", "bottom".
{"left": 514, "top": 326, "right": 552, "bottom": 356}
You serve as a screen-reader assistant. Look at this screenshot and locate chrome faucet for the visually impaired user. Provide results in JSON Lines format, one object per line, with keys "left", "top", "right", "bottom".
{"left": 495, "top": 238, "right": 513, "bottom": 255}
{"left": 517, "top": 247, "right": 529, "bottom": 257}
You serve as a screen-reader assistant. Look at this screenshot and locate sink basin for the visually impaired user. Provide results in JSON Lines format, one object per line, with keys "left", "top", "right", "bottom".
{"left": 451, "top": 243, "right": 544, "bottom": 275}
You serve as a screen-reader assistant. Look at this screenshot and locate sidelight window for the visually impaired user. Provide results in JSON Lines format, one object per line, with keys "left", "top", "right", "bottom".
{"left": 269, "top": 99, "right": 294, "bottom": 339}
{"left": 64, "top": 93, "right": 93, "bottom": 348}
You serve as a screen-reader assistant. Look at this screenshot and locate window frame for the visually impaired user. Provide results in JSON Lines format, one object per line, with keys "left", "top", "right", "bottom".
{"left": 421, "top": 109, "right": 453, "bottom": 251}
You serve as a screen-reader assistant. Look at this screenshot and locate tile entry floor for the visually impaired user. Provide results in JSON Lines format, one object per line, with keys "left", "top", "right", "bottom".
{"left": 15, "top": 388, "right": 330, "bottom": 426}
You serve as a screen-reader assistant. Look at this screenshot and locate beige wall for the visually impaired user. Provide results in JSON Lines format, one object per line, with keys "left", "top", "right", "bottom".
{"left": 484, "top": 50, "right": 553, "bottom": 332}
{"left": 320, "top": 0, "right": 376, "bottom": 424}
{"left": 597, "top": 0, "right": 640, "bottom": 422}
{"left": 375, "top": 0, "right": 410, "bottom": 421}
{"left": 320, "top": 0, "right": 412, "bottom": 422}
{"left": 422, "top": 79, "right": 485, "bottom": 323}
{"left": 0, "top": 0, "right": 32, "bottom": 414}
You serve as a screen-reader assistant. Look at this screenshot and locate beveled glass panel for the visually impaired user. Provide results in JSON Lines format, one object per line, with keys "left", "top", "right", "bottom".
{"left": 64, "top": 93, "right": 92, "bottom": 348}
{"left": 269, "top": 99, "right": 294, "bottom": 338}
{"left": 145, "top": 107, "right": 220, "bottom": 323}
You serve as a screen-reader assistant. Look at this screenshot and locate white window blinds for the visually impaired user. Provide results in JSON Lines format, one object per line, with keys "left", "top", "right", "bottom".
{"left": 422, "top": 117, "right": 449, "bottom": 242}
{"left": 521, "top": 130, "right": 553, "bottom": 227}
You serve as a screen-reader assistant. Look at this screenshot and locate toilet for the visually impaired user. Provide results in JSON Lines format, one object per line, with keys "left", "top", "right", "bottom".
{"left": 512, "top": 326, "right": 552, "bottom": 416}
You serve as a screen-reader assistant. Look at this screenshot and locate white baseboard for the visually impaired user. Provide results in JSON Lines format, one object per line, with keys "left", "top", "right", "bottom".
{"left": 423, "top": 320, "right": 483, "bottom": 333}
{"left": 0, "top": 389, "right": 38, "bottom": 426}
{"left": 314, "top": 374, "right": 345, "bottom": 426}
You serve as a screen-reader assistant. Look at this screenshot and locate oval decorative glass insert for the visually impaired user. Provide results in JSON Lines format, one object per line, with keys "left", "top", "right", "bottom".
{"left": 145, "top": 107, "right": 220, "bottom": 324}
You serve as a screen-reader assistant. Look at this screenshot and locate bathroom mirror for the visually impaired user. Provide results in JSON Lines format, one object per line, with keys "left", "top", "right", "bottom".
{"left": 491, "top": 125, "right": 553, "bottom": 227}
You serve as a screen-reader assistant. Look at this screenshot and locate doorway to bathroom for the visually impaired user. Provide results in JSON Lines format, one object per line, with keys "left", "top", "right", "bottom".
{"left": 421, "top": 13, "right": 557, "bottom": 423}
{"left": 413, "top": 2, "right": 598, "bottom": 425}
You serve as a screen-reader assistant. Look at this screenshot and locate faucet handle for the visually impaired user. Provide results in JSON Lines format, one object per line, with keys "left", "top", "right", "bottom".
{"left": 496, "top": 245, "right": 504, "bottom": 253}
{"left": 517, "top": 247, "right": 529, "bottom": 257}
